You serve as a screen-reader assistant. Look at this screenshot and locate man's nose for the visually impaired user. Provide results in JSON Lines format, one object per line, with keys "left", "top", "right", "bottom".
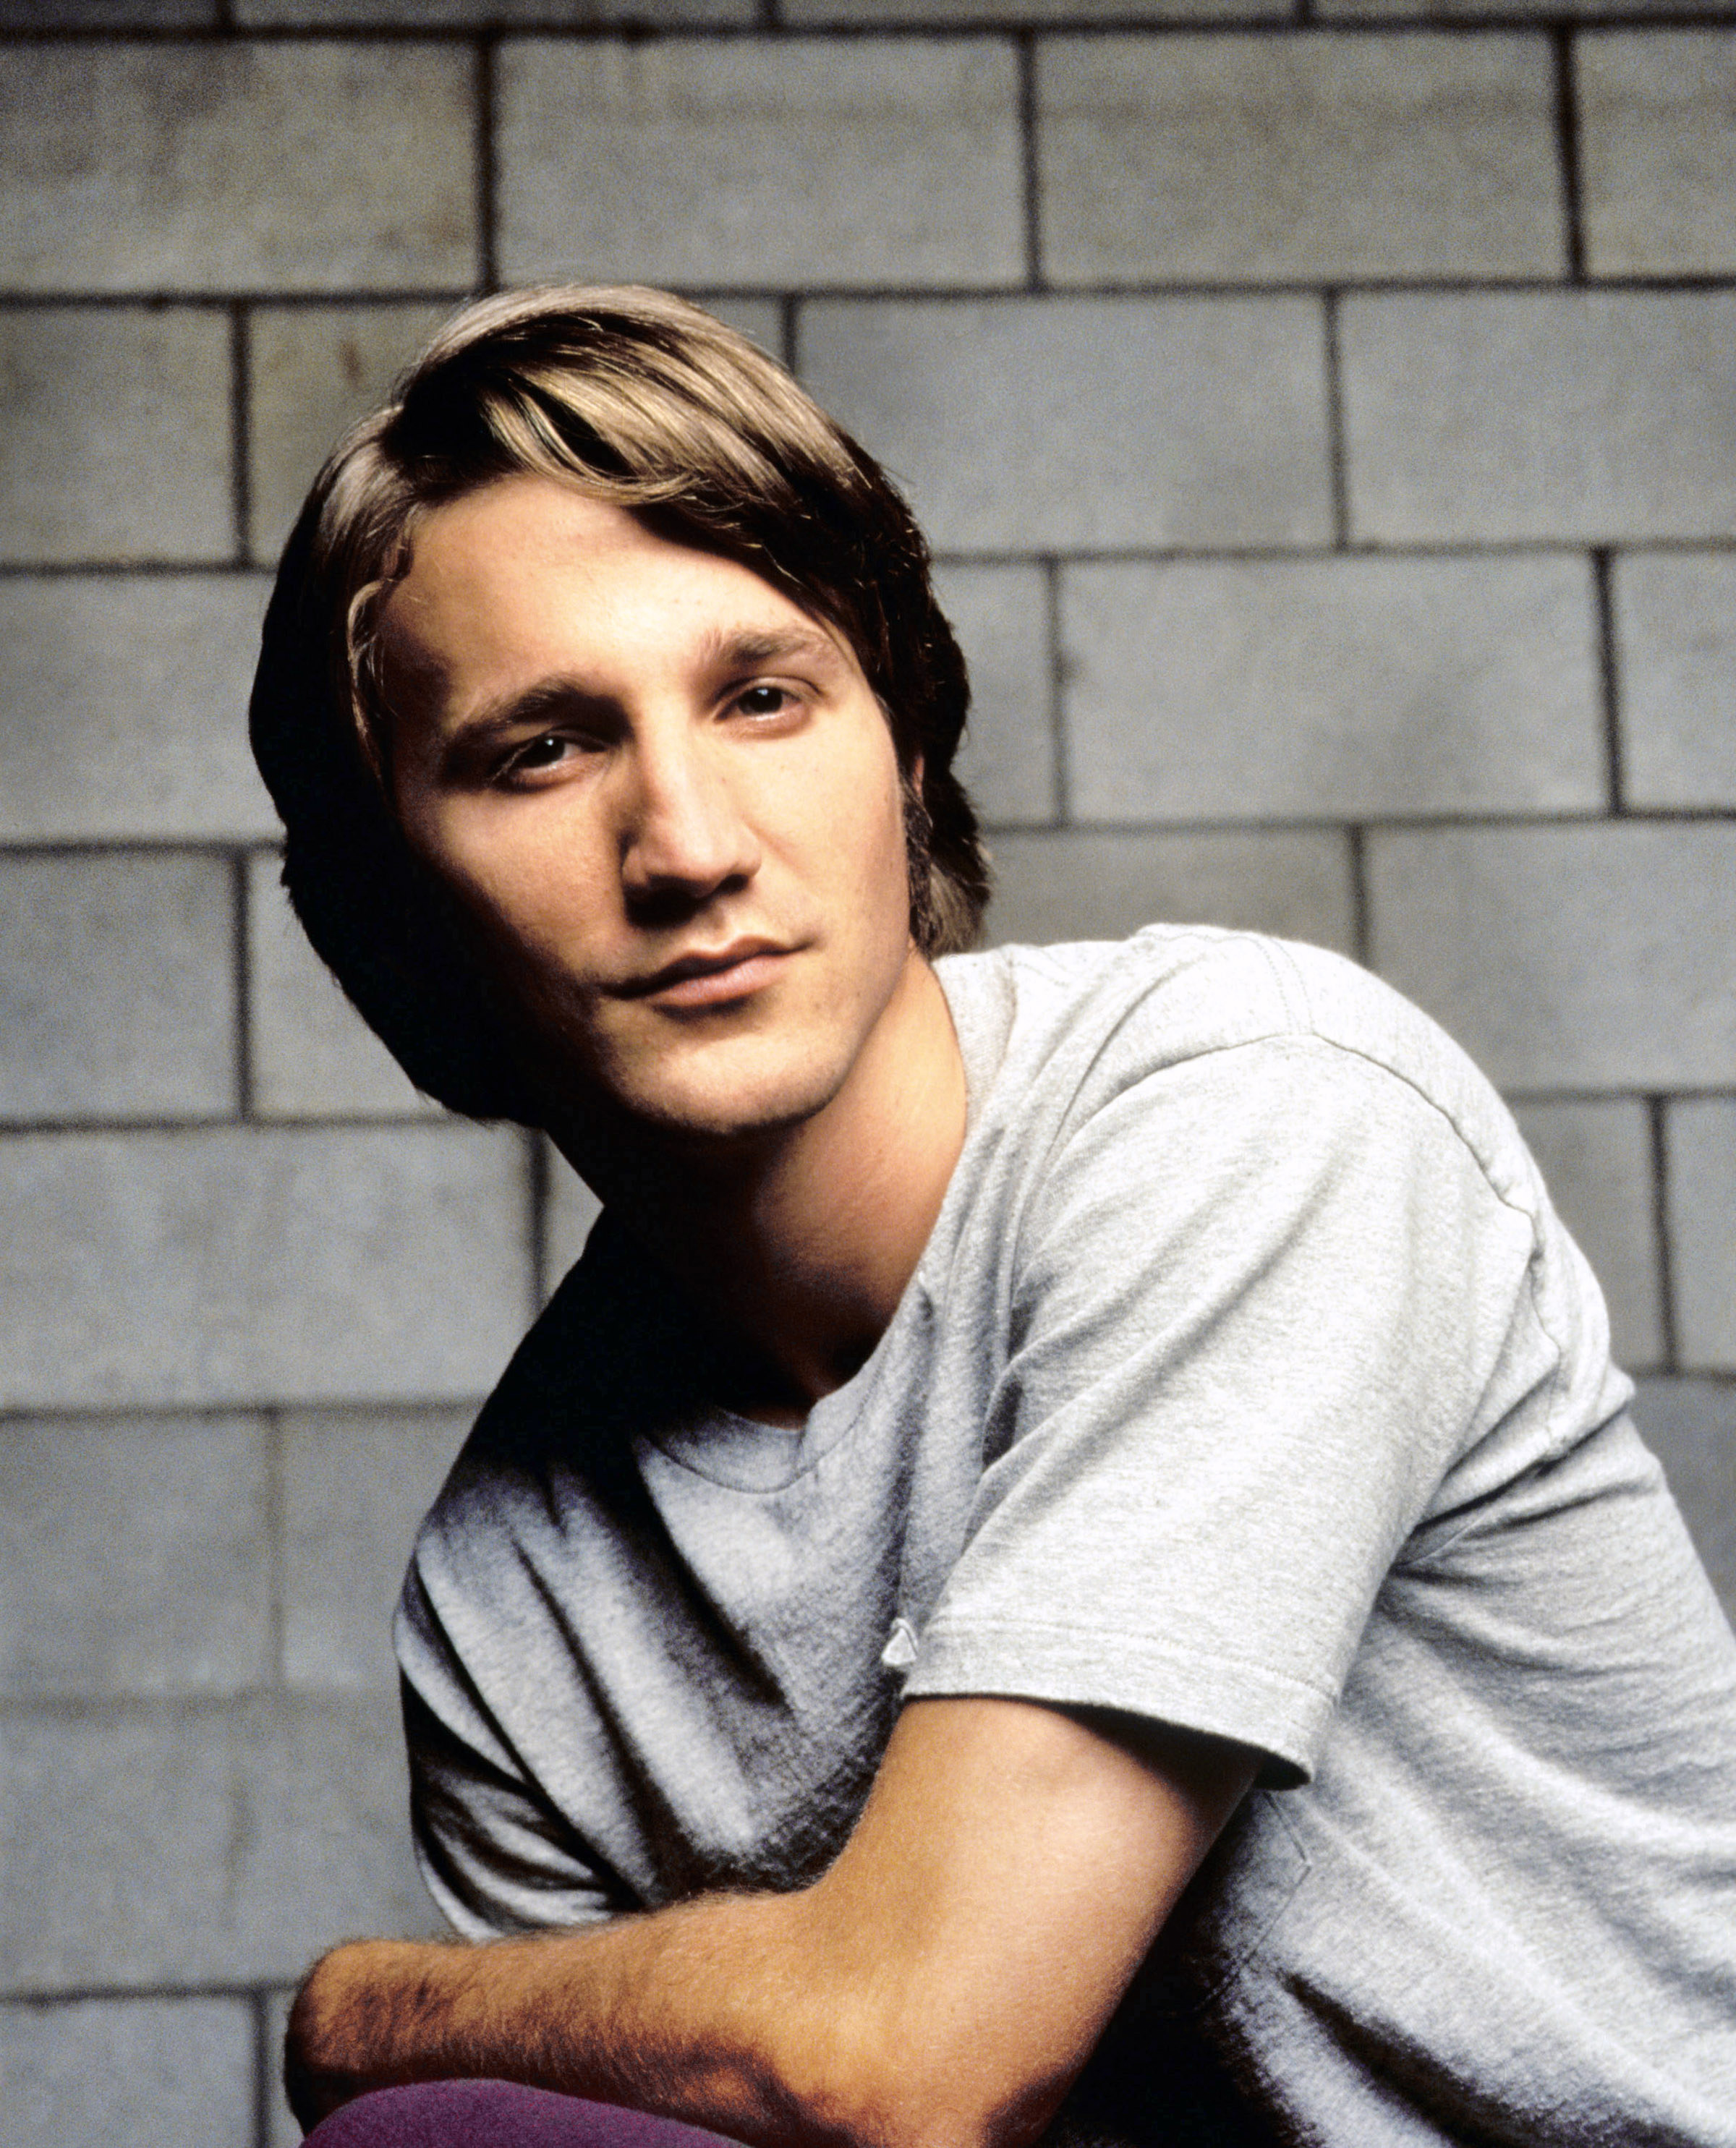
{"left": 617, "top": 729, "right": 761, "bottom": 908}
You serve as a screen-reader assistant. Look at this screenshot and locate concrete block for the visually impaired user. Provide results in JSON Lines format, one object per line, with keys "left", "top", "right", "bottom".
{"left": 1510, "top": 1099, "right": 1663, "bottom": 1373}
{"left": 1061, "top": 555, "right": 1602, "bottom": 823}
{"left": 0, "top": 1415, "right": 270, "bottom": 1701}
{"left": 0, "top": 575, "right": 276, "bottom": 843}
{"left": 985, "top": 828, "right": 1355, "bottom": 957}
{"left": 248, "top": 851, "right": 443, "bottom": 1120}
{"left": 1038, "top": 32, "right": 1562, "bottom": 285}
{"left": 1366, "top": 824, "right": 1736, "bottom": 1093}
{"left": 249, "top": 302, "right": 452, "bottom": 563}
{"left": 1341, "top": 291, "right": 1736, "bottom": 543}
{"left": 1613, "top": 552, "right": 1736, "bottom": 811}
{"left": 0, "top": 1125, "right": 532, "bottom": 1410}
{"left": 0, "top": 42, "right": 475, "bottom": 293}
{"left": 545, "top": 1148, "right": 603, "bottom": 1291}
{"left": 0, "top": 851, "right": 236, "bottom": 1123}
{"left": 0, "top": 308, "right": 231, "bottom": 565}
{"left": 498, "top": 38, "right": 1021, "bottom": 291}
{"left": 244, "top": 0, "right": 746, "bottom": 18}
{"left": 1630, "top": 1377, "right": 1736, "bottom": 1629}
{"left": 932, "top": 562, "right": 1055, "bottom": 827}
{"left": 0, "top": 1996, "right": 252, "bottom": 2148}
{"left": 281, "top": 1406, "right": 475, "bottom": 1690}
{"left": 0, "top": 1695, "right": 441, "bottom": 1991}
{"left": 799, "top": 297, "right": 1330, "bottom": 552}
{"left": 1580, "top": 32, "right": 1736, "bottom": 278}
{"left": 1666, "top": 1100, "right": 1736, "bottom": 1373}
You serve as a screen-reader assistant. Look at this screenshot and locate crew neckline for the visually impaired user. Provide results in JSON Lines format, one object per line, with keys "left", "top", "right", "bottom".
{"left": 638, "top": 950, "right": 1016, "bottom": 1492}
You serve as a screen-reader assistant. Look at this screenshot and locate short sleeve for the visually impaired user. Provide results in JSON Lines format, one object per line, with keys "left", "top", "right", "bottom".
{"left": 398, "top": 1559, "right": 621, "bottom": 1938}
{"left": 901, "top": 1031, "right": 1546, "bottom": 1783}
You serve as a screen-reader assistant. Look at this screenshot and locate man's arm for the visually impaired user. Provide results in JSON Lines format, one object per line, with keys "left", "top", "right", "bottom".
{"left": 287, "top": 1695, "right": 1256, "bottom": 2148}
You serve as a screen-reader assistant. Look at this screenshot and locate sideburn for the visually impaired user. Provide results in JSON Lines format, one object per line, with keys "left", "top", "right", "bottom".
{"left": 901, "top": 767, "right": 940, "bottom": 955}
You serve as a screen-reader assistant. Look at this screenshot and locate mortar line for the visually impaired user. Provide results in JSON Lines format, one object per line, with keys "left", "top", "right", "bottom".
{"left": 1489, "top": 1083, "right": 1709, "bottom": 1107}
{"left": 0, "top": 1397, "right": 490, "bottom": 1428}
{"left": 251, "top": 1971, "right": 273, "bottom": 2148}
{"left": 10, "top": 17, "right": 1736, "bottom": 46}
{"left": 1, "top": 1981, "right": 292, "bottom": 2006}
{"left": 1591, "top": 547, "right": 1625, "bottom": 814}
{"left": 963, "top": 818, "right": 1536, "bottom": 845}
{"left": 263, "top": 1405, "right": 287, "bottom": 1693}
{"left": 0, "top": 1108, "right": 490, "bottom": 1134}
{"left": 1043, "top": 558, "right": 1068, "bottom": 824}
{"left": 5, "top": 270, "right": 1733, "bottom": 308}
{"left": 476, "top": 35, "right": 499, "bottom": 295}
{"left": 1017, "top": 32, "right": 1044, "bottom": 293}
{"left": 1649, "top": 1096, "right": 1680, "bottom": 1374}
{"left": 1348, "top": 825, "right": 1372, "bottom": 969}
{"left": 778, "top": 294, "right": 799, "bottom": 372}
{"left": 1322, "top": 287, "right": 1350, "bottom": 550}
{"left": 1553, "top": 27, "right": 1586, "bottom": 284}
{"left": 231, "top": 851, "right": 255, "bottom": 1122}
{"left": 229, "top": 302, "right": 252, "bottom": 568}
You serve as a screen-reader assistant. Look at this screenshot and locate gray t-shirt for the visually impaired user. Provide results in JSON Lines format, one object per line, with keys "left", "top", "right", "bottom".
{"left": 398, "top": 929, "right": 1736, "bottom": 2147}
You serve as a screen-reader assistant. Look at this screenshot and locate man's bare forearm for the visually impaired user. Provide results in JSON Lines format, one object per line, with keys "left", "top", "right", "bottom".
{"left": 285, "top": 1891, "right": 859, "bottom": 2146}
{"left": 285, "top": 1702, "right": 1255, "bottom": 2148}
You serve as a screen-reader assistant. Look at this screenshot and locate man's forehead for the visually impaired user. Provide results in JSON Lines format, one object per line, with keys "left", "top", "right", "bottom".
{"left": 376, "top": 482, "right": 859, "bottom": 741}
{"left": 385, "top": 476, "right": 821, "bottom": 634}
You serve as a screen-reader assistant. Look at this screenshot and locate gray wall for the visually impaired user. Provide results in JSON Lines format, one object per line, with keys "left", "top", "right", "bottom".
{"left": 3, "top": 7, "right": 1734, "bottom": 2143}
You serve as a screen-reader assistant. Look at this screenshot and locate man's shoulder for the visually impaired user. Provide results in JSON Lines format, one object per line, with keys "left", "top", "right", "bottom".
{"left": 942, "top": 925, "right": 1502, "bottom": 1147}
{"left": 945, "top": 924, "right": 1409, "bottom": 1054}
{"left": 927, "top": 926, "right": 1567, "bottom": 1328}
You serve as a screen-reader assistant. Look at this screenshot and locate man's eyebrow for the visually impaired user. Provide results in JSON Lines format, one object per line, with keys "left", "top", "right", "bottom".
{"left": 443, "top": 678, "right": 598, "bottom": 756}
{"left": 694, "top": 623, "right": 847, "bottom": 673}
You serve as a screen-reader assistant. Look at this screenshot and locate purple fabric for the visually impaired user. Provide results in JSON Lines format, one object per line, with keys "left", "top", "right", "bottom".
{"left": 303, "top": 2081, "right": 744, "bottom": 2148}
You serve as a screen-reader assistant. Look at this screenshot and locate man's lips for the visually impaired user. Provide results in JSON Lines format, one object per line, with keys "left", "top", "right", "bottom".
{"left": 614, "top": 939, "right": 791, "bottom": 1008}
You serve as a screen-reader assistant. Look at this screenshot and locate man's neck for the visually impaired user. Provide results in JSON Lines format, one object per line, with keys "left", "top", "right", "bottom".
{"left": 557, "top": 952, "right": 969, "bottom": 1425}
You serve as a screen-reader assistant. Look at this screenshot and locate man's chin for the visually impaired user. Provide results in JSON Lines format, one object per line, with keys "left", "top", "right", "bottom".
{"left": 545, "top": 1052, "right": 851, "bottom": 1156}
{"left": 623, "top": 1079, "right": 841, "bottom": 1150}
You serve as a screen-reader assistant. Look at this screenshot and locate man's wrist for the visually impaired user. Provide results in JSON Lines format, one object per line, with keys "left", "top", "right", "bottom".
{"left": 284, "top": 1938, "right": 455, "bottom": 2132}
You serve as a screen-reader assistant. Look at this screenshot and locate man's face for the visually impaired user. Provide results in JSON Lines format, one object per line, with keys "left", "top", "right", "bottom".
{"left": 379, "top": 474, "right": 919, "bottom": 1143}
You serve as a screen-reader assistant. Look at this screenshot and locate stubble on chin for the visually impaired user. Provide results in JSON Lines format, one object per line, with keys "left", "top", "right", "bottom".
{"left": 527, "top": 1005, "right": 862, "bottom": 1168}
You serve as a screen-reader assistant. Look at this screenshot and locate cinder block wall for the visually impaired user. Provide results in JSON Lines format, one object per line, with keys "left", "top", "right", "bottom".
{"left": 2, "top": 7, "right": 1733, "bottom": 2142}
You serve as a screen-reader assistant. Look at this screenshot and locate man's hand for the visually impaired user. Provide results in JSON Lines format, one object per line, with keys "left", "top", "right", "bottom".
{"left": 285, "top": 1697, "right": 1256, "bottom": 2148}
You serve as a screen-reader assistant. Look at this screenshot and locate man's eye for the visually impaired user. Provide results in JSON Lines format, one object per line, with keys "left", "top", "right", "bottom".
{"left": 498, "top": 733, "right": 579, "bottom": 781}
{"left": 736, "top": 684, "right": 796, "bottom": 717}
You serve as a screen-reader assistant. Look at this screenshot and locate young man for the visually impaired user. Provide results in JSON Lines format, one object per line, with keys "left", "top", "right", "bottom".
{"left": 250, "top": 286, "right": 1736, "bottom": 2148}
